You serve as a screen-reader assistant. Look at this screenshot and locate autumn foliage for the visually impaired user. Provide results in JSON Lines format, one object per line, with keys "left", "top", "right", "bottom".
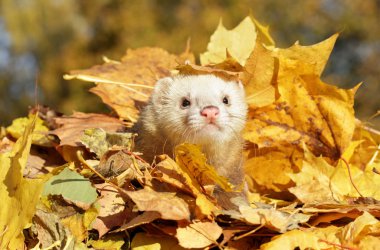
{"left": 1, "top": 16, "right": 380, "bottom": 249}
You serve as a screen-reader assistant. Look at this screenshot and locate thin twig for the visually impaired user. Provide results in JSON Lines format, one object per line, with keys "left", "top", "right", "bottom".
{"left": 76, "top": 150, "right": 132, "bottom": 196}
{"left": 319, "top": 239, "right": 359, "bottom": 250}
{"left": 367, "top": 143, "right": 380, "bottom": 167}
{"left": 340, "top": 157, "right": 364, "bottom": 198}
{"left": 76, "top": 150, "right": 108, "bottom": 183}
{"left": 233, "top": 224, "right": 265, "bottom": 240}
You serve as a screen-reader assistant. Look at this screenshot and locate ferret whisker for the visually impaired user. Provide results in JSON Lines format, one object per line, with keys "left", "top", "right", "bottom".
{"left": 223, "top": 124, "right": 242, "bottom": 143}
{"left": 229, "top": 114, "right": 247, "bottom": 121}
{"left": 180, "top": 127, "right": 191, "bottom": 144}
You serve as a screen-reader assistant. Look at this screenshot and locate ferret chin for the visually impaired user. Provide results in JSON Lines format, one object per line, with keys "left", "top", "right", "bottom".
{"left": 132, "top": 74, "right": 248, "bottom": 209}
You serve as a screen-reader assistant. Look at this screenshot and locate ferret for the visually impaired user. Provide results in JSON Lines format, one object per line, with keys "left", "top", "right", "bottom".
{"left": 133, "top": 74, "right": 248, "bottom": 209}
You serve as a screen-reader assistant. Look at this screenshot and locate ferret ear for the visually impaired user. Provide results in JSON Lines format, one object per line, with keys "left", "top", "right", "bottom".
{"left": 236, "top": 80, "right": 245, "bottom": 91}
{"left": 151, "top": 76, "right": 174, "bottom": 104}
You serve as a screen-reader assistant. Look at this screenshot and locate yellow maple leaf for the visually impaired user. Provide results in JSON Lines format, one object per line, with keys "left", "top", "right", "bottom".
{"left": 88, "top": 234, "right": 125, "bottom": 250}
{"left": 307, "top": 212, "right": 380, "bottom": 249}
{"left": 350, "top": 122, "right": 380, "bottom": 170}
{"left": 288, "top": 147, "right": 341, "bottom": 203}
{"left": 262, "top": 213, "right": 380, "bottom": 250}
{"left": 200, "top": 16, "right": 257, "bottom": 66}
{"left": 260, "top": 230, "right": 321, "bottom": 250}
{"left": 242, "top": 39, "right": 276, "bottom": 107}
{"left": 6, "top": 114, "right": 51, "bottom": 146}
{"left": 289, "top": 146, "right": 380, "bottom": 203}
{"left": 175, "top": 143, "right": 235, "bottom": 192}
{"left": 242, "top": 28, "right": 350, "bottom": 195}
{"left": 244, "top": 73, "right": 359, "bottom": 161}
{"left": 0, "top": 114, "right": 49, "bottom": 249}
{"left": 157, "top": 153, "right": 217, "bottom": 217}
{"left": 272, "top": 34, "right": 338, "bottom": 76}
{"left": 244, "top": 146, "right": 303, "bottom": 193}
{"left": 251, "top": 16, "right": 275, "bottom": 46}
{"left": 61, "top": 213, "right": 87, "bottom": 243}
{"left": 243, "top": 36, "right": 359, "bottom": 194}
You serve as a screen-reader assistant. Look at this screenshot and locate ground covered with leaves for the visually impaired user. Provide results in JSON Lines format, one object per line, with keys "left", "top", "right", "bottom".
{"left": 1, "top": 16, "right": 380, "bottom": 249}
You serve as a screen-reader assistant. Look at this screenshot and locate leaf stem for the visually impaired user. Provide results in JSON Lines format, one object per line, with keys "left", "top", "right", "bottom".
{"left": 233, "top": 224, "right": 265, "bottom": 240}
{"left": 318, "top": 239, "right": 359, "bottom": 250}
{"left": 340, "top": 157, "right": 364, "bottom": 198}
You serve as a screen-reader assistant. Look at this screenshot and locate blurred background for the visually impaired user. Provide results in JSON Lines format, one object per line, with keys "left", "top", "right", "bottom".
{"left": 0, "top": 0, "right": 379, "bottom": 126}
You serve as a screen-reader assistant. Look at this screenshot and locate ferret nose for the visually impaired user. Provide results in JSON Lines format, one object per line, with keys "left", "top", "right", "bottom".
{"left": 201, "top": 106, "right": 220, "bottom": 123}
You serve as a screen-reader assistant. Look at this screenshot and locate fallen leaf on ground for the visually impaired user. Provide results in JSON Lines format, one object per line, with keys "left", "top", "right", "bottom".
{"left": 239, "top": 205, "right": 310, "bottom": 233}
{"left": 42, "top": 166, "right": 98, "bottom": 209}
{"left": 0, "top": 114, "right": 49, "bottom": 249}
{"left": 175, "top": 143, "right": 235, "bottom": 191}
{"left": 158, "top": 155, "right": 217, "bottom": 218}
{"left": 92, "top": 183, "right": 135, "bottom": 237}
{"left": 51, "top": 112, "right": 126, "bottom": 147}
{"left": 131, "top": 232, "right": 186, "bottom": 250}
{"left": 80, "top": 127, "right": 134, "bottom": 158}
{"left": 6, "top": 115, "right": 52, "bottom": 147}
{"left": 176, "top": 221, "right": 223, "bottom": 248}
{"left": 289, "top": 147, "right": 380, "bottom": 203}
{"left": 125, "top": 187, "right": 191, "bottom": 221}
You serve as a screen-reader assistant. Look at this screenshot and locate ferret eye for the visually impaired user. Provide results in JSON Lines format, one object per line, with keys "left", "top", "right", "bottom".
{"left": 181, "top": 98, "right": 191, "bottom": 108}
{"left": 223, "top": 96, "right": 229, "bottom": 105}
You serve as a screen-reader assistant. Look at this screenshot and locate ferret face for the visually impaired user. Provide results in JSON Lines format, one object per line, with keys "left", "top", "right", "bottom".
{"left": 152, "top": 74, "right": 247, "bottom": 145}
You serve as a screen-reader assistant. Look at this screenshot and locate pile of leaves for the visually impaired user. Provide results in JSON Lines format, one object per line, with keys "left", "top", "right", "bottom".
{"left": 1, "top": 16, "right": 380, "bottom": 249}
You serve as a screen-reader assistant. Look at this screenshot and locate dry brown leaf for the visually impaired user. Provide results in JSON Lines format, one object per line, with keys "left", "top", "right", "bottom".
{"left": 155, "top": 157, "right": 194, "bottom": 194}
{"left": 33, "top": 207, "right": 73, "bottom": 249}
{"left": 239, "top": 205, "right": 310, "bottom": 233}
{"left": 125, "top": 187, "right": 191, "bottom": 221}
{"left": 114, "top": 211, "right": 161, "bottom": 232}
{"left": 158, "top": 155, "right": 217, "bottom": 218}
{"left": 92, "top": 183, "right": 136, "bottom": 237}
{"left": 65, "top": 47, "right": 194, "bottom": 121}
{"left": 0, "top": 136, "right": 14, "bottom": 153}
{"left": 176, "top": 221, "right": 223, "bottom": 249}
{"left": 24, "top": 146, "right": 65, "bottom": 178}
{"left": 51, "top": 112, "right": 126, "bottom": 147}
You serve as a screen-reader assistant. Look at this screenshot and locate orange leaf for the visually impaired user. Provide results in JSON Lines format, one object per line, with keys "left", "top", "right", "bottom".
{"left": 65, "top": 47, "right": 194, "bottom": 121}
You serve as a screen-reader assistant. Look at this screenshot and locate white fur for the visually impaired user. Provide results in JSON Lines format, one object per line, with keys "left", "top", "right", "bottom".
{"left": 151, "top": 74, "right": 247, "bottom": 146}
{"left": 134, "top": 74, "right": 248, "bottom": 191}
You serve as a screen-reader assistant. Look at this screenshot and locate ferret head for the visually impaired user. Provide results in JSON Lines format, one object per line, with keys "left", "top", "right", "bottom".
{"left": 150, "top": 74, "right": 247, "bottom": 145}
